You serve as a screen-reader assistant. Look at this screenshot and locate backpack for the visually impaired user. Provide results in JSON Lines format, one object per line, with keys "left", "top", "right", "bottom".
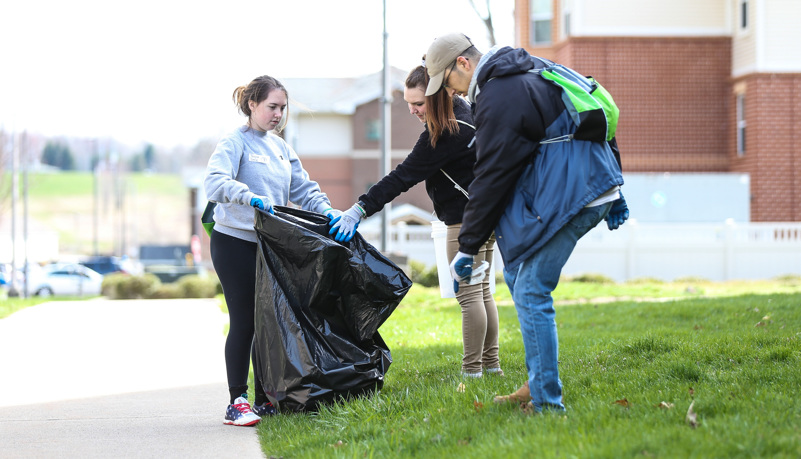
{"left": 530, "top": 59, "right": 619, "bottom": 143}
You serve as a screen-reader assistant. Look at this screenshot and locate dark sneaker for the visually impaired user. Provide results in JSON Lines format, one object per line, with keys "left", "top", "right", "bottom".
{"left": 253, "top": 401, "right": 277, "bottom": 416}
{"left": 223, "top": 396, "right": 261, "bottom": 426}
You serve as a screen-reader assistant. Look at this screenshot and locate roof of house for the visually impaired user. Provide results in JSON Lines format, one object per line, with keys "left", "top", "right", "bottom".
{"left": 360, "top": 203, "right": 435, "bottom": 228}
{"left": 284, "top": 67, "right": 409, "bottom": 115}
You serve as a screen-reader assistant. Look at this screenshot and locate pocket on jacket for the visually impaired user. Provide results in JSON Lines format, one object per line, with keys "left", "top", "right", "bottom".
{"left": 497, "top": 185, "right": 546, "bottom": 260}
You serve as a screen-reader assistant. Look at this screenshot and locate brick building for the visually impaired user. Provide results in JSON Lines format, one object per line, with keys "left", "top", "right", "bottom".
{"left": 282, "top": 68, "right": 431, "bottom": 213}
{"left": 514, "top": 0, "right": 801, "bottom": 221}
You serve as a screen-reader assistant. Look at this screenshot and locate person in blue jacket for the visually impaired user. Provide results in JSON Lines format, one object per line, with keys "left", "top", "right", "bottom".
{"left": 424, "top": 33, "right": 629, "bottom": 412}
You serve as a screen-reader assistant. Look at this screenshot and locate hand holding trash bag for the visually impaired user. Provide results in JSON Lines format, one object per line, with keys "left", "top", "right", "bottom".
{"left": 322, "top": 207, "right": 342, "bottom": 221}
{"left": 329, "top": 202, "right": 366, "bottom": 242}
{"left": 250, "top": 196, "right": 274, "bottom": 214}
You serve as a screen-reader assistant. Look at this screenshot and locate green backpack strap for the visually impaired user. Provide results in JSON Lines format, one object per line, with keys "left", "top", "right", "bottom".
{"left": 587, "top": 76, "right": 619, "bottom": 141}
{"left": 530, "top": 62, "right": 619, "bottom": 142}
{"left": 201, "top": 201, "right": 216, "bottom": 237}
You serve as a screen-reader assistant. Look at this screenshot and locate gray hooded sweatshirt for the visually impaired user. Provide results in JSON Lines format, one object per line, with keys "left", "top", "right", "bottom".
{"left": 204, "top": 125, "right": 331, "bottom": 243}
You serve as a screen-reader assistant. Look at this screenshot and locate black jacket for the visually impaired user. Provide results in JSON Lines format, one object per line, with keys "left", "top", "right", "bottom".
{"left": 359, "top": 97, "right": 476, "bottom": 225}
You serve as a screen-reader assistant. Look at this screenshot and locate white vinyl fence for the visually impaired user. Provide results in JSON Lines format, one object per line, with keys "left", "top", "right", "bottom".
{"left": 360, "top": 220, "right": 801, "bottom": 282}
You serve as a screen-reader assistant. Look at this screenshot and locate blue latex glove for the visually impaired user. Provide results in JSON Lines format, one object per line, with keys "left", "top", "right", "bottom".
{"left": 449, "top": 251, "right": 489, "bottom": 293}
{"left": 329, "top": 203, "right": 365, "bottom": 242}
{"left": 250, "top": 196, "right": 274, "bottom": 214}
{"left": 322, "top": 207, "right": 342, "bottom": 221}
{"left": 605, "top": 193, "right": 629, "bottom": 230}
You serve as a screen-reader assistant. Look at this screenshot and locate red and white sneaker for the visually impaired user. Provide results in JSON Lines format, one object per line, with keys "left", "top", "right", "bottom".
{"left": 223, "top": 397, "right": 261, "bottom": 426}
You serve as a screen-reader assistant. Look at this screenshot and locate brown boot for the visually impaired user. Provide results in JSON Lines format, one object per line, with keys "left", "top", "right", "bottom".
{"left": 493, "top": 381, "right": 530, "bottom": 404}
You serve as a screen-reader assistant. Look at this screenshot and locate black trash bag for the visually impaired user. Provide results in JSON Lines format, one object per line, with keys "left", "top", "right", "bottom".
{"left": 253, "top": 206, "right": 412, "bottom": 413}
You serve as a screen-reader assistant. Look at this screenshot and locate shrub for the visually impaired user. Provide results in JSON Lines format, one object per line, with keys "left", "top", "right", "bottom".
{"left": 409, "top": 260, "right": 440, "bottom": 288}
{"left": 103, "top": 273, "right": 161, "bottom": 299}
{"left": 774, "top": 274, "right": 801, "bottom": 286}
{"left": 101, "top": 273, "right": 126, "bottom": 297}
{"left": 141, "top": 274, "right": 220, "bottom": 299}
{"left": 102, "top": 271, "right": 221, "bottom": 300}
{"left": 626, "top": 276, "right": 665, "bottom": 284}
{"left": 174, "top": 274, "right": 220, "bottom": 298}
{"left": 148, "top": 282, "right": 184, "bottom": 299}
{"left": 674, "top": 276, "right": 712, "bottom": 284}
{"left": 566, "top": 272, "right": 615, "bottom": 284}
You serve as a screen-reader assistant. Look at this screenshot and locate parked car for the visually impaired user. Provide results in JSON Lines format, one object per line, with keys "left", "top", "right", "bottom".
{"left": 30, "top": 263, "right": 103, "bottom": 297}
{"left": 0, "top": 264, "right": 9, "bottom": 294}
{"left": 79, "top": 256, "right": 128, "bottom": 276}
{"left": 1, "top": 263, "right": 39, "bottom": 295}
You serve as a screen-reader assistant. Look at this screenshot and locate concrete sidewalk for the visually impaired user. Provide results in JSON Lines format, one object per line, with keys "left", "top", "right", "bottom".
{"left": 0, "top": 298, "right": 264, "bottom": 458}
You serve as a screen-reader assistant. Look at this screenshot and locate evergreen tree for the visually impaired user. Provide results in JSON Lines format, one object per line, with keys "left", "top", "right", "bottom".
{"left": 41, "top": 142, "right": 76, "bottom": 170}
{"left": 143, "top": 144, "right": 155, "bottom": 171}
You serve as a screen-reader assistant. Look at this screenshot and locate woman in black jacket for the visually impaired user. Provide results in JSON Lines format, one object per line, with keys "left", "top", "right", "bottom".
{"left": 330, "top": 65, "right": 502, "bottom": 378}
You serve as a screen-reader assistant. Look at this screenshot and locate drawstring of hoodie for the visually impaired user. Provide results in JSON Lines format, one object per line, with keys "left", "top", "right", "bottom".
{"left": 540, "top": 134, "right": 573, "bottom": 144}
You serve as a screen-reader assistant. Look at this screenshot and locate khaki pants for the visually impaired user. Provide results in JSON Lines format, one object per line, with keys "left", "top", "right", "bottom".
{"left": 446, "top": 223, "right": 501, "bottom": 373}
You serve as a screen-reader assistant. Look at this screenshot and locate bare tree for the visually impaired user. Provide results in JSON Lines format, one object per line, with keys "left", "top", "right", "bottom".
{"left": 469, "top": 0, "right": 496, "bottom": 46}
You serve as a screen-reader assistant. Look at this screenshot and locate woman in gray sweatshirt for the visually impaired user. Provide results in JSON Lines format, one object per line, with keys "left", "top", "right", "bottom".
{"left": 204, "top": 75, "right": 338, "bottom": 426}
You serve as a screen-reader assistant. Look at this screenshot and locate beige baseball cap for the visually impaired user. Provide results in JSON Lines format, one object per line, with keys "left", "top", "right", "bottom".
{"left": 424, "top": 33, "right": 474, "bottom": 96}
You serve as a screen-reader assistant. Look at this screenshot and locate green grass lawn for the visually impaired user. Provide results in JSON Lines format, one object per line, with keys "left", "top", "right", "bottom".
{"left": 4, "top": 171, "right": 186, "bottom": 197}
{"left": 253, "top": 283, "right": 801, "bottom": 458}
{"left": 0, "top": 295, "right": 99, "bottom": 319}
{"left": 2, "top": 171, "right": 190, "bottom": 254}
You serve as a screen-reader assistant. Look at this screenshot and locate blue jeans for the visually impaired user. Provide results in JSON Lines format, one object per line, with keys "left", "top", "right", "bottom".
{"left": 503, "top": 202, "right": 612, "bottom": 411}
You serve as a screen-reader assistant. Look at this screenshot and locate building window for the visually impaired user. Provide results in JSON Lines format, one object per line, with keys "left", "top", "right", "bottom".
{"left": 739, "top": 0, "right": 749, "bottom": 30}
{"left": 530, "top": 0, "right": 553, "bottom": 46}
{"left": 736, "top": 93, "right": 746, "bottom": 156}
{"left": 366, "top": 119, "right": 380, "bottom": 141}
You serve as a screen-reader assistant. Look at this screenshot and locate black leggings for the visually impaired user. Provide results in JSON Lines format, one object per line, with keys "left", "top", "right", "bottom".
{"left": 210, "top": 230, "right": 266, "bottom": 405}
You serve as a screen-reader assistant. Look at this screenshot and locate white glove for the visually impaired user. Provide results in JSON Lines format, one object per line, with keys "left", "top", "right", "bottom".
{"left": 449, "top": 251, "right": 489, "bottom": 293}
{"left": 328, "top": 203, "right": 365, "bottom": 242}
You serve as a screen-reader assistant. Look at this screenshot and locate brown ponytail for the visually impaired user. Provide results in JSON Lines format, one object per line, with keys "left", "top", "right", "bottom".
{"left": 232, "top": 75, "right": 290, "bottom": 133}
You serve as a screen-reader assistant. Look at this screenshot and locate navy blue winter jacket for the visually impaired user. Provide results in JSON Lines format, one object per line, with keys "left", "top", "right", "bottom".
{"left": 459, "top": 47, "right": 624, "bottom": 269}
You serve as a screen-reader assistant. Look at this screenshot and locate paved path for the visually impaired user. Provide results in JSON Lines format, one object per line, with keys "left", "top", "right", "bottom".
{"left": 0, "top": 298, "right": 264, "bottom": 458}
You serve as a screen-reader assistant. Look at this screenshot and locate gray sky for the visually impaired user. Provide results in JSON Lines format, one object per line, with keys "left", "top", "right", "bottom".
{"left": 0, "top": 0, "right": 514, "bottom": 149}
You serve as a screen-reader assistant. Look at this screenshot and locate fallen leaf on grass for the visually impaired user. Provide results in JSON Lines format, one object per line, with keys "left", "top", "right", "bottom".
{"left": 330, "top": 440, "right": 345, "bottom": 448}
{"left": 688, "top": 387, "right": 695, "bottom": 396}
{"left": 686, "top": 400, "right": 698, "bottom": 428}
{"left": 656, "top": 401, "right": 674, "bottom": 409}
{"left": 457, "top": 382, "right": 466, "bottom": 393}
{"left": 755, "top": 321, "right": 765, "bottom": 327}
{"left": 613, "top": 398, "right": 630, "bottom": 408}
{"left": 473, "top": 400, "right": 484, "bottom": 412}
